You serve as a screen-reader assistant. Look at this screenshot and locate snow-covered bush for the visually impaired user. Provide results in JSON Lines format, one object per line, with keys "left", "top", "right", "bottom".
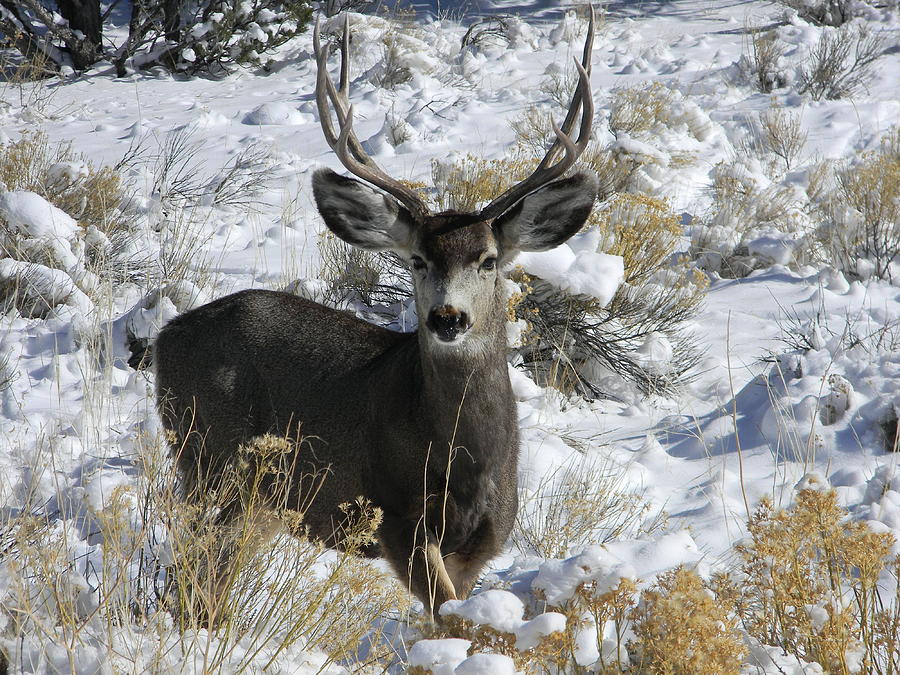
{"left": 775, "top": 0, "right": 894, "bottom": 26}
{"left": 713, "top": 486, "right": 900, "bottom": 673}
{"left": 0, "top": 131, "right": 124, "bottom": 235}
{"left": 798, "top": 22, "right": 887, "bottom": 100}
{"left": 806, "top": 128, "right": 899, "bottom": 281}
{"left": 690, "top": 157, "right": 809, "bottom": 277}
{"left": 744, "top": 28, "right": 788, "bottom": 93}
{"left": 120, "top": 0, "right": 313, "bottom": 76}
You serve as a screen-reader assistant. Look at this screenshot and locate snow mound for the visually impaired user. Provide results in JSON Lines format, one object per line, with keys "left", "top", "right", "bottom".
{"left": 407, "top": 638, "right": 471, "bottom": 674}
{"left": 243, "top": 102, "right": 311, "bottom": 126}
{"left": 515, "top": 240, "right": 624, "bottom": 305}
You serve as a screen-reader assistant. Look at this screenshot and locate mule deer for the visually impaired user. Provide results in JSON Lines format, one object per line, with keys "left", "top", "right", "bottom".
{"left": 154, "top": 10, "right": 598, "bottom": 619}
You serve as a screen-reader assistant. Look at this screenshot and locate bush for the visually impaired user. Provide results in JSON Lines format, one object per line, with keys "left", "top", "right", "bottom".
{"left": 746, "top": 28, "right": 787, "bottom": 93}
{"left": 806, "top": 127, "right": 899, "bottom": 281}
{"left": 0, "top": 131, "right": 124, "bottom": 235}
{"left": 631, "top": 566, "right": 746, "bottom": 674}
{"left": 515, "top": 194, "right": 706, "bottom": 398}
{"left": 798, "top": 23, "right": 887, "bottom": 101}
{"left": 0, "top": 0, "right": 313, "bottom": 76}
{"left": 713, "top": 486, "right": 899, "bottom": 674}
{"left": 774, "top": 0, "right": 891, "bottom": 26}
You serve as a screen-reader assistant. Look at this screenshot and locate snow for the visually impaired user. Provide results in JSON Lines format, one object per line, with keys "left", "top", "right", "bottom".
{"left": 1, "top": 0, "right": 898, "bottom": 672}
{"left": 407, "top": 639, "right": 471, "bottom": 674}
{"left": 514, "top": 245, "right": 624, "bottom": 304}
{"left": 440, "top": 589, "right": 525, "bottom": 634}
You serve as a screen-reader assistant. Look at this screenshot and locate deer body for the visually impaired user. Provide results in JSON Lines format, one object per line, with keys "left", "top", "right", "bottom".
{"left": 156, "top": 270, "right": 518, "bottom": 605}
{"left": 155, "top": 11, "right": 598, "bottom": 618}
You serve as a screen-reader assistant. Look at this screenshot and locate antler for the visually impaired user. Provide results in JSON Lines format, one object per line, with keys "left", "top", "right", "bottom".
{"left": 476, "top": 5, "right": 595, "bottom": 222}
{"left": 314, "top": 7, "right": 594, "bottom": 224}
{"left": 314, "top": 15, "right": 431, "bottom": 221}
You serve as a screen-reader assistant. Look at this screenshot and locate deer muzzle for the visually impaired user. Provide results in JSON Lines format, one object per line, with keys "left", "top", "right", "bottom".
{"left": 426, "top": 306, "right": 471, "bottom": 342}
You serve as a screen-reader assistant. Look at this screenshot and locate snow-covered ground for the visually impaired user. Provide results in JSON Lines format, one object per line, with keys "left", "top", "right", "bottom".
{"left": 1, "top": 0, "right": 898, "bottom": 672}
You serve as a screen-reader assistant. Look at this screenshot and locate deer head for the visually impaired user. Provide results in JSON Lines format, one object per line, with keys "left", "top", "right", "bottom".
{"left": 312, "top": 11, "right": 599, "bottom": 348}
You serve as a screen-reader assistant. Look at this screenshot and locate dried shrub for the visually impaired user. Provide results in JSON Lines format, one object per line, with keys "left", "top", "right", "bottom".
{"left": 594, "top": 194, "right": 681, "bottom": 285}
{"left": 798, "top": 23, "right": 887, "bottom": 100}
{"left": 514, "top": 455, "right": 663, "bottom": 559}
{"left": 742, "top": 105, "right": 807, "bottom": 173}
{"left": 0, "top": 131, "right": 124, "bottom": 234}
{"left": 0, "top": 431, "right": 404, "bottom": 671}
{"left": 606, "top": 82, "right": 704, "bottom": 170}
{"left": 631, "top": 566, "right": 746, "bottom": 674}
{"left": 317, "top": 231, "right": 411, "bottom": 307}
{"left": 747, "top": 28, "right": 786, "bottom": 93}
{"left": 608, "top": 82, "right": 678, "bottom": 138}
{"left": 132, "top": 128, "right": 271, "bottom": 210}
{"left": 517, "top": 195, "right": 706, "bottom": 398}
{"left": 509, "top": 106, "right": 556, "bottom": 156}
{"left": 713, "top": 487, "right": 899, "bottom": 674}
{"left": 807, "top": 127, "right": 900, "bottom": 281}
{"left": 432, "top": 153, "right": 536, "bottom": 212}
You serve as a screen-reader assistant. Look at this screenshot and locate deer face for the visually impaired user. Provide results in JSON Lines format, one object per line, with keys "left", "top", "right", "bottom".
{"left": 407, "top": 222, "right": 498, "bottom": 345}
{"left": 312, "top": 169, "right": 598, "bottom": 347}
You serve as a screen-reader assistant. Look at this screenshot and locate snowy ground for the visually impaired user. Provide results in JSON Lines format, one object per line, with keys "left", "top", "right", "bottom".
{"left": 1, "top": 0, "right": 899, "bottom": 672}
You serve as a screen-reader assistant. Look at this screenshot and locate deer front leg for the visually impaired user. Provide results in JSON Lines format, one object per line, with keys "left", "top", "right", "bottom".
{"left": 443, "top": 515, "right": 503, "bottom": 600}
{"left": 378, "top": 515, "right": 457, "bottom": 620}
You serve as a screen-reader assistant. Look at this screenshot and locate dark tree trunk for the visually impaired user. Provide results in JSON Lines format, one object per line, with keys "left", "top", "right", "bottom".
{"left": 163, "top": 0, "right": 181, "bottom": 42}
{"left": 55, "top": 0, "right": 101, "bottom": 44}
{"left": 55, "top": 0, "right": 102, "bottom": 69}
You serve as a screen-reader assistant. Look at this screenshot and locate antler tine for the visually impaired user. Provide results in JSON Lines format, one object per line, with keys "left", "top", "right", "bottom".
{"left": 535, "top": 5, "right": 594, "bottom": 172}
{"left": 477, "top": 5, "right": 595, "bottom": 222}
{"left": 314, "top": 16, "right": 430, "bottom": 221}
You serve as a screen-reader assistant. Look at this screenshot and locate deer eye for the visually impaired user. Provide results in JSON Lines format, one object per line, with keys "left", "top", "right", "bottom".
{"left": 480, "top": 257, "right": 497, "bottom": 272}
{"left": 410, "top": 255, "right": 427, "bottom": 271}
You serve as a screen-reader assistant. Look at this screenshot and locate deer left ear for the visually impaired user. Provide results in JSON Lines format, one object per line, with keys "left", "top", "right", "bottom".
{"left": 493, "top": 171, "right": 599, "bottom": 260}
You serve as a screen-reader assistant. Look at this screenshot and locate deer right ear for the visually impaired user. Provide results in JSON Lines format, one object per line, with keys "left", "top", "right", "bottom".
{"left": 312, "top": 168, "right": 415, "bottom": 252}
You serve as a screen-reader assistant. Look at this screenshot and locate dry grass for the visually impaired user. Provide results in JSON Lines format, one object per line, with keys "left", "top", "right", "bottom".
{"left": 0, "top": 130, "right": 124, "bottom": 235}
{"left": 713, "top": 487, "right": 900, "bottom": 674}
{"left": 514, "top": 454, "right": 665, "bottom": 559}
{"left": 0, "top": 431, "right": 405, "bottom": 672}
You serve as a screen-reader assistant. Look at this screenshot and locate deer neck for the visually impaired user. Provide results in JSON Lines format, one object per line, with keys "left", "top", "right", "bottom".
{"left": 415, "top": 295, "right": 512, "bottom": 445}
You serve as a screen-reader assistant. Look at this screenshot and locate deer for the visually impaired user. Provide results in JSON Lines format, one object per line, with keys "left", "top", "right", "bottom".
{"left": 153, "top": 9, "right": 598, "bottom": 621}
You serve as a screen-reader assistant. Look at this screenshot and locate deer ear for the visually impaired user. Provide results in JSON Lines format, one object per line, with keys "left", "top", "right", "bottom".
{"left": 493, "top": 171, "right": 599, "bottom": 260}
{"left": 312, "top": 168, "right": 415, "bottom": 252}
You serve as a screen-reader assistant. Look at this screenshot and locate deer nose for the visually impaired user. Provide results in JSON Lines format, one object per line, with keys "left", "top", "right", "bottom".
{"left": 426, "top": 306, "right": 470, "bottom": 342}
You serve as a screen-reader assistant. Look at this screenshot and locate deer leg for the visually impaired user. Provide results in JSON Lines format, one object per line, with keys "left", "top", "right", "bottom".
{"left": 378, "top": 515, "right": 457, "bottom": 620}
{"left": 444, "top": 516, "right": 502, "bottom": 600}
